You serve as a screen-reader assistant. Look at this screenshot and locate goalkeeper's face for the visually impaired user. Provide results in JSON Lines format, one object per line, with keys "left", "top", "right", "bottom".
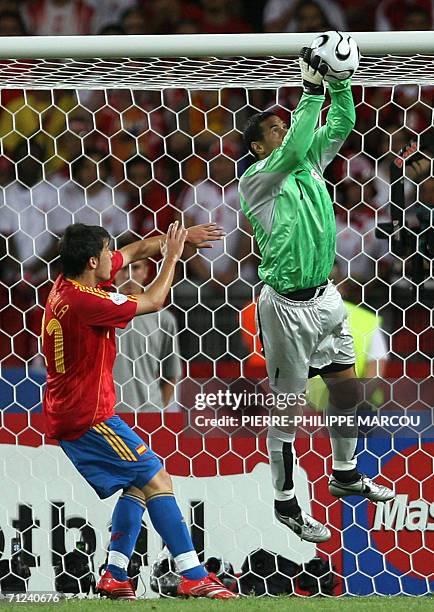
{"left": 253, "top": 115, "right": 288, "bottom": 160}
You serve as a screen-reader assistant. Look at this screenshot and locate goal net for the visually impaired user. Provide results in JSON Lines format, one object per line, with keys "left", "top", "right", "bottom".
{"left": 0, "top": 32, "right": 432, "bottom": 598}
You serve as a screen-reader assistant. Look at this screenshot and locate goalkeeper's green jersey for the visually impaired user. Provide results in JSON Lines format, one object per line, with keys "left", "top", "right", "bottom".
{"left": 239, "top": 80, "right": 355, "bottom": 293}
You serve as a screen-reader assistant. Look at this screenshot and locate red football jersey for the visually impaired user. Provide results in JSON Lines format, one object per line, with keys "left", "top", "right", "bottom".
{"left": 42, "top": 251, "right": 137, "bottom": 440}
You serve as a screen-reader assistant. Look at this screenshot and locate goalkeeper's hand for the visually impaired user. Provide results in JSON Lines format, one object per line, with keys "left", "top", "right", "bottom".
{"left": 299, "top": 47, "right": 328, "bottom": 95}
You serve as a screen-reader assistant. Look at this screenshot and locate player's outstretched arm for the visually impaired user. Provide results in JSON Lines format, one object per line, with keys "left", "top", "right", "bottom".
{"left": 257, "top": 49, "right": 328, "bottom": 175}
{"left": 135, "top": 222, "right": 187, "bottom": 316}
{"left": 120, "top": 223, "right": 224, "bottom": 267}
{"left": 307, "top": 78, "right": 356, "bottom": 172}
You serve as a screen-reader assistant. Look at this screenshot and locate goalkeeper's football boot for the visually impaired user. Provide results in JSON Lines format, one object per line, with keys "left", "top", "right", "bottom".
{"left": 329, "top": 474, "right": 394, "bottom": 502}
{"left": 96, "top": 569, "right": 136, "bottom": 600}
{"left": 274, "top": 509, "right": 331, "bottom": 543}
{"left": 178, "top": 572, "right": 238, "bottom": 599}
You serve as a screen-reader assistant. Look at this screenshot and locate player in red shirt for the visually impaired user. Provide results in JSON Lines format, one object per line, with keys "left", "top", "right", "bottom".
{"left": 42, "top": 221, "right": 237, "bottom": 600}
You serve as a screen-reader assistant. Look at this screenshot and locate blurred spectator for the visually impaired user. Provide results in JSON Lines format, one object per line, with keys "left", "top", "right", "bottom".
{"left": 0, "top": 0, "right": 18, "bottom": 10}
{"left": 176, "top": 138, "right": 254, "bottom": 288}
{"left": 342, "top": 303, "right": 389, "bottom": 379}
{"left": 89, "top": 89, "right": 165, "bottom": 182}
{"left": 23, "top": 0, "right": 95, "bottom": 36}
{"left": 335, "top": 178, "right": 391, "bottom": 284}
{"left": 403, "top": 5, "right": 432, "bottom": 28}
{"left": 0, "top": 10, "right": 27, "bottom": 36}
{"left": 0, "top": 155, "right": 13, "bottom": 186}
{"left": 419, "top": 176, "right": 434, "bottom": 204}
{"left": 182, "top": 89, "right": 245, "bottom": 173}
{"left": 98, "top": 23, "right": 126, "bottom": 35}
{"left": 369, "top": 124, "right": 413, "bottom": 207}
{"left": 263, "top": 0, "right": 345, "bottom": 32}
{"left": 342, "top": 0, "right": 377, "bottom": 31}
{"left": 45, "top": 108, "right": 93, "bottom": 179}
{"left": 199, "top": 0, "right": 253, "bottom": 33}
{"left": 147, "top": 0, "right": 202, "bottom": 34}
{"left": 174, "top": 19, "right": 200, "bottom": 34}
{"left": 114, "top": 259, "right": 182, "bottom": 412}
{"left": 87, "top": 0, "right": 135, "bottom": 34}
{"left": 121, "top": 6, "right": 148, "bottom": 34}
{"left": 333, "top": 262, "right": 389, "bottom": 379}
{"left": 121, "top": 155, "right": 174, "bottom": 237}
{"left": 0, "top": 90, "right": 76, "bottom": 163}
{"left": 56, "top": 148, "right": 128, "bottom": 239}
{"left": 0, "top": 156, "right": 17, "bottom": 283}
{"left": 375, "top": 0, "right": 433, "bottom": 30}
{"left": 0, "top": 142, "right": 60, "bottom": 283}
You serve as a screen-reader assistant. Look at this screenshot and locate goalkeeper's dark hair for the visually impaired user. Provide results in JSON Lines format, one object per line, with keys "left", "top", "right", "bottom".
{"left": 243, "top": 111, "right": 276, "bottom": 159}
{"left": 59, "top": 223, "right": 111, "bottom": 277}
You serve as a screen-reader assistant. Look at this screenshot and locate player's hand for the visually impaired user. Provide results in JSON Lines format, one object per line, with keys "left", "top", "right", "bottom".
{"left": 160, "top": 221, "right": 188, "bottom": 262}
{"left": 186, "top": 223, "right": 225, "bottom": 249}
{"left": 299, "top": 47, "right": 328, "bottom": 95}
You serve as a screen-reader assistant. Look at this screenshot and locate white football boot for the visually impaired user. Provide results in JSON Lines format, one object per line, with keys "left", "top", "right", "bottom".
{"left": 329, "top": 474, "right": 394, "bottom": 502}
{"left": 275, "top": 509, "right": 331, "bottom": 543}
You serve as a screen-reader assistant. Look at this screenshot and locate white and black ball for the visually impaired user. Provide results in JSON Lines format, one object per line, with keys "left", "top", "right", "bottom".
{"left": 310, "top": 31, "right": 360, "bottom": 82}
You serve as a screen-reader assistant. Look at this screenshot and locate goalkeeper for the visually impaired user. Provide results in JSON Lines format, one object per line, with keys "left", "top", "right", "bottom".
{"left": 239, "top": 47, "right": 394, "bottom": 543}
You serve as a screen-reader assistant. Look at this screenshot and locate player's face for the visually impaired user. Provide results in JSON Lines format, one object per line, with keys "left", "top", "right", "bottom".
{"left": 94, "top": 240, "right": 113, "bottom": 283}
{"left": 255, "top": 116, "right": 288, "bottom": 159}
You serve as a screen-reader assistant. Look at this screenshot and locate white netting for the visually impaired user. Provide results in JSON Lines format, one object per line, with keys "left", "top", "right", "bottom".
{"left": 1, "top": 55, "right": 434, "bottom": 89}
{"left": 0, "top": 33, "right": 433, "bottom": 598}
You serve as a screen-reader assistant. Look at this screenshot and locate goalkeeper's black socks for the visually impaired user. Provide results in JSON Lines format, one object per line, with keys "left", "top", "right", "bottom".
{"left": 275, "top": 497, "right": 301, "bottom": 519}
{"left": 332, "top": 468, "right": 361, "bottom": 484}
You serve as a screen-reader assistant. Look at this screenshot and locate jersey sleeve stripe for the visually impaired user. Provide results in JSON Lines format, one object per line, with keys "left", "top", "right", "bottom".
{"left": 93, "top": 423, "right": 137, "bottom": 462}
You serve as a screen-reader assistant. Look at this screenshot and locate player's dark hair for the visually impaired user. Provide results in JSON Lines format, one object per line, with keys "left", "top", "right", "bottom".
{"left": 59, "top": 223, "right": 111, "bottom": 277}
{"left": 243, "top": 111, "right": 276, "bottom": 159}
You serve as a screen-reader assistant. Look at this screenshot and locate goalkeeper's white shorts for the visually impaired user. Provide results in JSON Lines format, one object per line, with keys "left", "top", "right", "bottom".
{"left": 257, "top": 281, "right": 355, "bottom": 395}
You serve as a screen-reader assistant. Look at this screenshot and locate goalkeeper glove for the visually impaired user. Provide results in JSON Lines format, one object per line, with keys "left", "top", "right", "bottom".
{"left": 299, "top": 47, "right": 328, "bottom": 95}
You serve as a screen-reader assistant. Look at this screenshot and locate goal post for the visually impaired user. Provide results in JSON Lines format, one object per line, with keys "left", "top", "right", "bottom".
{"left": 0, "top": 32, "right": 433, "bottom": 598}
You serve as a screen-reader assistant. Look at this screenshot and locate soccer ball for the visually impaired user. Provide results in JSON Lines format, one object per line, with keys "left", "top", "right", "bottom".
{"left": 310, "top": 31, "right": 360, "bottom": 82}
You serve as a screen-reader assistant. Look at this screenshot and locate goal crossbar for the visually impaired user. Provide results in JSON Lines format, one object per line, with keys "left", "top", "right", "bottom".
{"left": 0, "top": 32, "right": 432, "bottom": 91}
{"left": 0, "top": 32, "right": 433, "bottom": 59}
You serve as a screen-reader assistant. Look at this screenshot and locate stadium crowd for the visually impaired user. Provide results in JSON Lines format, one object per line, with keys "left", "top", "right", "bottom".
{"left": 0, "top": 0, "right": 433, "bottom": 37}
{"left": 0, "top": 0, "right": 433, "bottom": 388}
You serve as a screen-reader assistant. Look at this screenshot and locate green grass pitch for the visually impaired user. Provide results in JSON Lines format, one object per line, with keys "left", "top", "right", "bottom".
{"left": 2, "top": 596, "right": 432, "bottom": 611}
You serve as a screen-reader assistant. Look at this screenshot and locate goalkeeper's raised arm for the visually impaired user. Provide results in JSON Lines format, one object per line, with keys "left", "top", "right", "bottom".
{"left": 307, "top": 77, "right": 356, "bottom": 173}
{"left": 238, "top": 47, "right": 351, "bottom": 295}
{"left": 241, "top": 48, "right": 330, "bottom": 177}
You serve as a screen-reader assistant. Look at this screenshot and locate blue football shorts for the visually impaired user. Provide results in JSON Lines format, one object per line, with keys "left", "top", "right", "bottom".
{"left": 59, "top": 415, "right": 163, "bottom": 499}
